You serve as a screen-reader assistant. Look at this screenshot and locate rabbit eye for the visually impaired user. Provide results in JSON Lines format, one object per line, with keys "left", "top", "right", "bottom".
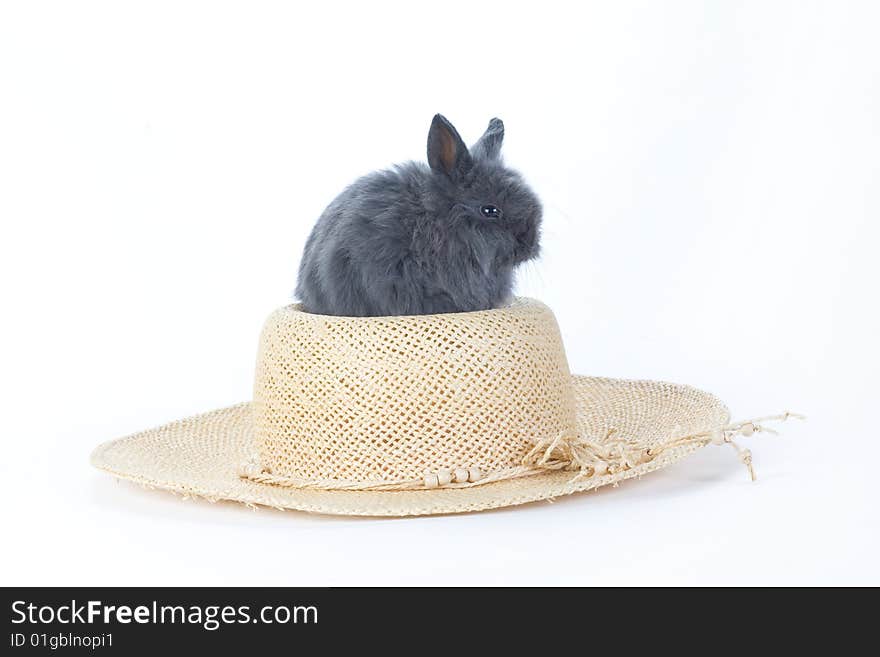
{"left": 480, "top": 204, "right": 502, "bottom": 219}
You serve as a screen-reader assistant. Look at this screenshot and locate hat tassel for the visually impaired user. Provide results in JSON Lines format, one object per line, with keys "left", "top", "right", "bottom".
{"left": 521, "top": 411, "right": 805, "bottom": 483}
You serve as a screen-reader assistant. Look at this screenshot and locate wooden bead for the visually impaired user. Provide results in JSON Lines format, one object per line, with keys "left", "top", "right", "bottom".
{"left": 710, "top": 430, "right": 726, "bottom": 445}
{"left": 593, "top": 461, "right": 608, "bottom": 476}
{"left": 740, "top": 422, "right": 755, "bottom": 437}
{"left": 437, "top": 470, "right": 453, "bottom": 486}
{"left": 423, "top": 473, "right": 440, "bottom": 489}
{"left": 467, "top": 467, "right": 484, "bottom": 482}
{"left": 453, "top": 468, "right": 470, "bottom": 483}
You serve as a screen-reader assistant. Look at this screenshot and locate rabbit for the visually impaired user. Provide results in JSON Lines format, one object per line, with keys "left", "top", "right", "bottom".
{"left": 295, "top": 114, "right": 543, "bottom": 317}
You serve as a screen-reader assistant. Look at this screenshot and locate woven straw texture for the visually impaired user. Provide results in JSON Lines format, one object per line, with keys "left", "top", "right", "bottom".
{"left": 90, "top": 294, "right": 732, "bottom": 515}
{"left": 250, "top": 298, "right": 578, "bottom": 490}
{"left": 91, "top": 377, "right": 728, "bottom": 515}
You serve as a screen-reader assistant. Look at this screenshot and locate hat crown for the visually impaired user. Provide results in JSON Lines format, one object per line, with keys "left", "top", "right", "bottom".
{"left": 251, "top": 298, "right": 578, "bottom": 487}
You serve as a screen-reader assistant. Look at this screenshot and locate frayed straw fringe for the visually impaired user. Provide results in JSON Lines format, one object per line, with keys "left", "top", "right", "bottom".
{"left": 524, "top": 410, "right": 805, "bottom": 484}
{"left": 112, "top": 477, "right": 286, "bottom": 512}
{"left": 239, "top": 411, "right": 804, "bottom": 491}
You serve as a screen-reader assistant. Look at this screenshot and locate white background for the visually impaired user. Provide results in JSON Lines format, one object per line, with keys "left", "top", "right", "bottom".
{"left": 1, "top": 1, "right": 877, "bottom": 585}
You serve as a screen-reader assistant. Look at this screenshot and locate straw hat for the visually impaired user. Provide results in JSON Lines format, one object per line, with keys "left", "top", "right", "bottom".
{"left": 91, "top": 298, "right": 799, "bottom": 516}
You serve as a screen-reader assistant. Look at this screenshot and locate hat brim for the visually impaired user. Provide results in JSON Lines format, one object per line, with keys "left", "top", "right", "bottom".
{"left": 90, "top": 376, "right": 730, "bottom": 516}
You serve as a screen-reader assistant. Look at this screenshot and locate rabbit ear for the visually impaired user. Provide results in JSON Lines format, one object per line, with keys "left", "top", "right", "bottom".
{"left": 427, "top": 114, "right": 473, "bottom": 180}
{"left": 471, "top": 117, "right": 504, "bottom": 160}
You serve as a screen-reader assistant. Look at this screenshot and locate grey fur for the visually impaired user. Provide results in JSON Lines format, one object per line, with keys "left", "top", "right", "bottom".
{"left": 295, "top": 114, "right": 542, "bottom": 317}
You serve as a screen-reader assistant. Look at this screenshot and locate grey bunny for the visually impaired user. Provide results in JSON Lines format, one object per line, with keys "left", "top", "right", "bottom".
{"left": 295, "top": 114, "right": 542, "bottom": 317}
